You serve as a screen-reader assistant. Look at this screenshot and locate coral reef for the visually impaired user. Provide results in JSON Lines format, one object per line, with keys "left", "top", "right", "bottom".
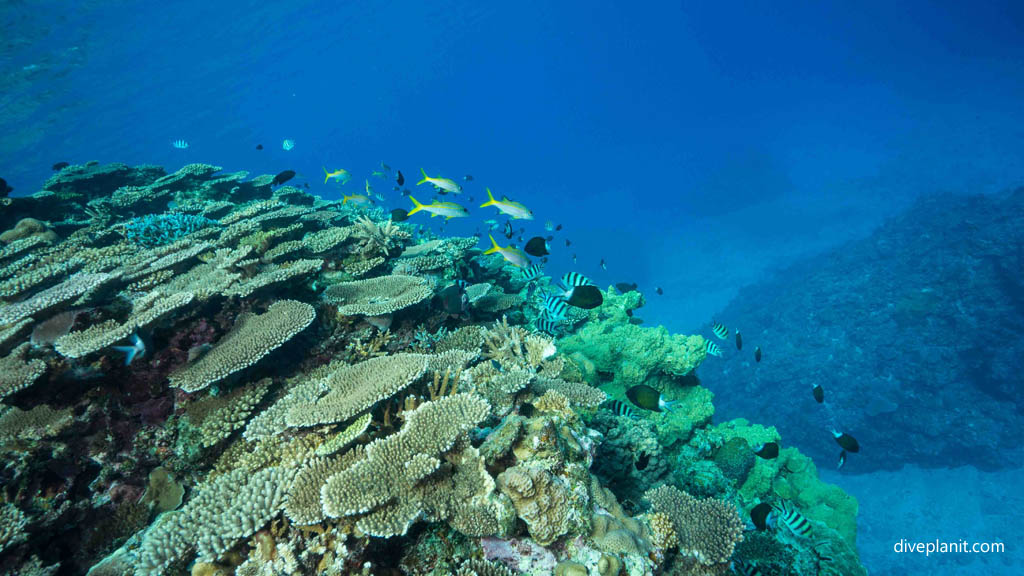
{"left": 0, "top": 162, "right": 866, "bottom": 576}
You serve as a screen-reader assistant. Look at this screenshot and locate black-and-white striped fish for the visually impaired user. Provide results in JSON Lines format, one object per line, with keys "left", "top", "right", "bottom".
{"left": 453, "top": 279, "right": 470, "bottom": 290}
{"left": 705, "top": 340, "right": 723, "bottom": 357}
{"left": 772, "top": 501, "right": 812, "bottom": 537}
{"left": 607, "top": 399, "right": 636, "bottom": 418}
{"left": 535, "top": 317, "right": 562, "bottom": 335}
{"left": 561, "top": 272, "right": 594, "bottom": 288}
{"left": 541, "top": 294, "right": 568, "bottom": 320}
{"left": 732, "top": 559, "right": 763, "bottom": 576}
{"left": 711, "top": 322, "right": 729, "bottom": 340}
{"left": 522, "top": 263, "right": 545, "bottom": 281}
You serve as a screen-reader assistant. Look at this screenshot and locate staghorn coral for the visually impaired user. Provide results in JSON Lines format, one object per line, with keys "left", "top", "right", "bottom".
{"left": 645, "top": 484, "right": 744, "bottom": 566}
{"left": 285, "top": 353, "right": 429, "bottom": 428}
{"left": 321, "top": 393, "right": 492, "bottom": 536}
{"left": 169, "top": 300, "right": 315, "bottom": 393}
{"left": 133, "top": 466, "right": 295, "bottom": 575}
{"left": 351, "top": 215, "right": 410, "bottom": 257}
{"left": 0, "top": 343, "right": 47, "bottom": 400}
{"left": 324, "top": 275, "right": 433, "bottom": 316}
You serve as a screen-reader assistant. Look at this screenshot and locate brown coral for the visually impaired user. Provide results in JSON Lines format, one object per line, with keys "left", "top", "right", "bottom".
{"left": 645, "top": 485, "right": 743, "bottom": 566}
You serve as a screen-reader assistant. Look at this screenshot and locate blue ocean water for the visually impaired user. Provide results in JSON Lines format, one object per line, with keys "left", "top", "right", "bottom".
{"left": 2, "top": 1, "right": 1023, "bottom": 574}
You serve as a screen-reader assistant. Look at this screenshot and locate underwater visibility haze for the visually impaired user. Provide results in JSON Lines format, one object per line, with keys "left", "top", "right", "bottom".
{"left": 1, "top": 1, "right": 1023, "bottom": 575}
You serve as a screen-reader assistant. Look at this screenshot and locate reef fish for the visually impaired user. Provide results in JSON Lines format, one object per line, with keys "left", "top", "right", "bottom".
{"left": 561, "top": 272, "right": 594, "bottom": 288}
{"left": 754, "top": 346, "right": 762, "bottom": 362}
{"left": 111, "top": 333, "right": 146, "bottom": 366}
{"left": 51, "top": 161, "right": 69, "bottom": 171}
{"left": 0, "top": 178, "right": 12, "bottom": 197}
{"left": 626, "top": 384, "right": 677, "bottom": 412}
{"left": 256, "top": 144, "right": 263, "bottom": 150}
{"left": 521, "top": 263, "right": 545, "bottom": 281}
{"left": 615, "top": 282, "right": 638, "bottom": 294}
{"left": 435, "top": 284, "right": 468, "bottom": 316}
{"left": 705, "top": 340, "right": 723, "bottom": 357}
{"left": 271, "top": 170, "right": 296, "bottom": 186}
{"left": 607, "top": 399, "right": 637, "bottom": 418}
{"left": 541, "top": 294, "right": 568, "bottom": 319}
{"left": 480, "top": 188, "right": 534, "bottom": 220}
{"left": 324, "top": 167, "right": 350, "bottom": 184}
{"left": 655, "top": 286, "right": 663, "bottom": 295}
{"left": 390, "top": 208, "right": 409, "bottom": 222}
{"left": 735, "top": 329, "right": 743, "bottom": 350}
{"left": 812, "top": 384, "right": 824, "bottom": 403}
{"left": 711, "top": 322, "right": 729, "bottom": 340}
{"left": 733, "top": 560, "right": 763, "bottom": 576}
{"left": 483, "top": 234, "right": 530, "bottom": 268}
{"left": 600, "top": 258, "right": 607, "bottom": 270}
{"left": 396, "top": 170, "right": 405, "bottom": 186}
{"left": 832, "top": 430, "right": 860, "bottom": 453}
{"left": 524, "top": 236, "right": 549, "bottom": 257}
{"left": 838, "top": 450, "right": 847, "bottom": 469}
{"left": 172, "top": 139, "right": 189, "bottom": 149}
{"left": 343, "top": 194, "right": 374, "bottom": 207}
{"left": 749, "top": 502, "right": 774, "bottom": 531}
{"left": 417, "top": 168, "right": 462, "bottom": 194}
{"left": 282, "top": 139, "right": 295, "bottom": 151}
{"left": 535, "top": 317, "right": 562, "bottom": 335}
{"left": 753, "top": 441, "right": 779, "bottom": 459}
{"left": 772, "top": 501, "right": 812, "bottom": 537}
{"left": 566, "top": 285, "right": 603, "bottom": 309}
{"left": 407, "top": 196, "right": 469, "bottom": 219}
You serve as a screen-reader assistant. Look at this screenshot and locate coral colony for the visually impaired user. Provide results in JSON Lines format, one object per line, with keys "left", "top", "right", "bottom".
{"left": 0, "top": 162, "right": 866, "bottom": 574}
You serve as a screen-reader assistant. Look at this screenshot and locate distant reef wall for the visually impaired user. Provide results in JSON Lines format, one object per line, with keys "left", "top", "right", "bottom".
{"left": 700, "top": 188, "right": 1024, "bottom": 472}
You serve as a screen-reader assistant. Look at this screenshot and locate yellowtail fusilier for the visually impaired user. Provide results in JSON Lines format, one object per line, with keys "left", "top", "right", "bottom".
{"left": 480, "top": 188, "right": 534, "bottom": 220}
{"left": 483, "top": 234, "right": 530, "bottom": 268}
{"left": 342, "top": 194, "right": 374, "bottom": 207}
{"left": 417, "top": 168, "right": 462, "bottom": 194}
{"left": 324, "top": 167, "right": 350, "bottom": 184}
{"left": 407, "top": 196, "right": 469, "bottom": 219}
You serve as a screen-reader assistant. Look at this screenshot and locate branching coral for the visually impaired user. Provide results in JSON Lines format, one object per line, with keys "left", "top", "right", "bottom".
{"left": 0, "top": 343, "right": 47, "bottom": 400}
{"left": 285, "top": 353, "right": 429, "bottom": 428}
{"left": 351, "top": 215, "right": 410, "bottom": 257}
{"left": 169, "top": 300, "right": 315, "bottom": 393}
{"left": 645, "top": 484, "right": 744, "bottom": 566}
{"left": 320, "top": 393, "right": 493, "bottom": 536}
{"left": 133, "top": 466, "right": 295, "bottom": 575}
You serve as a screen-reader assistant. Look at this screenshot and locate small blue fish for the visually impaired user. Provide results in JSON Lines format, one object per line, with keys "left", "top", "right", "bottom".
{"left": 111, "top": 333, "right": 146, "bottom": 366}
{"left": 171, "top": 140, "right": 189, "bottom": 149}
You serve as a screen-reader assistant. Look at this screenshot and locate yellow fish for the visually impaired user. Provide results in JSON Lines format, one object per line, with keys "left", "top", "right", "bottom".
{"left": 483, "top": 234, "right": 530, "bottom": 268}
{"left": 324, "top": 167, "right": 350, "bottom": 184}
{"left": 365, "top": 179, "right": 374, "bottom": 194}
{"left": 480, "top": 188, "right": 534, "bottom": 220}
{"left": 407, "top": 196, "right": 469, "bottom": 219}
{"left": 343, "top": 194, "right": 373, "bottom": 207}
{"left": 417, "top": 168, "right": 462, "bottom": 195}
